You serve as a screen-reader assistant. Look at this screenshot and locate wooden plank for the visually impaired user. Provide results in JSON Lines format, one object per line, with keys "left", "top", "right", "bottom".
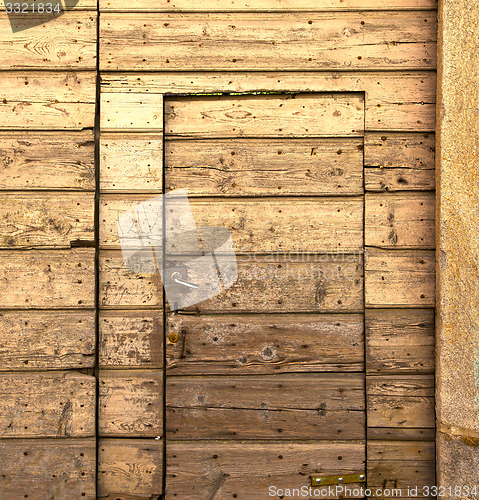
{"left": 365, "top": 193, "right": 435, "bottom": 249}
{"left": 167, "top": 441, "right": 365, "bottom": 499}
{"left": 165, "top": 93, "right": 364, "bottom": 138}
{"left": 99, "top": 370, "right": 163, "bottom": 437}
{"left": 101, "top": 195, "right": 364, "bottom": 253}
{"left": 0, "top": 131, "right": 94, "bottom": 190}
{"left": 365, "top": 249, "right": 435, "bottom": 307}
{"left": 100, "top": 134, "right": 163, "bottom": 192}
{"left": 0, "top": 310, "right": 95, "bottom": 370}
{"left": 100, "top": 92, "right": 163, "bottom": 131}
{"left": 0, "top": 193, "right": 94, "bottom": 248}
{"left": 101, "top": 12, "right": 436, "bottom": 71}
{"left": 165, "top": 138, "right": 364, "bottom": 196}
{"left": 366, "top": 309, "right": 434, "bottom": 374}
{"left": 98, "top": 439, "right": 163, "bottom": 499}
{"left": 0, "top": 248, "right": 94, "bottom": 308}
{"left": 365, "top": 133, "right": 435, "bottom": 191}
{"left": 0, "top": 72, "right": 95, "bottom": 130}
{"left": 368, "top": 427, "right": 435, "bottom": 441}
{"left": 0, "top": 438, "right": 96, "bottom": 499}
{"left": 0, "top": 12, "right": 96, "bottom": 70}
{"left": 167, "top": 373, "right": 365, "bottom": 440}
{"left": 0, "top": 371, "right": 95, "bottom": 438}
{"left": 100, "top": 310, "right": 163, "bottom": 368}
{"left": 100, "top": 71, "right": 436, "bottom": 132}
{"left": 367, "top": 375, "right": 435, "bottom": 428}
{"left": 100, "top": 251, "right": 363, "bottom": 312}
{"left": 166, "top": 313, "right": 364, "bottom": 375}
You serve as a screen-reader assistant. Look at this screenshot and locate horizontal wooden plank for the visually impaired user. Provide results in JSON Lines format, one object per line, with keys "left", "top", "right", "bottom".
{"left": 0, "top": 193, "right": 94, "bottom": 248}
{"left": 366, "top": 309, "right": 434, "bottom": 374}
{"left": 99, "top": 370, "right": 163, "bottom": 437}
{"left": 0, "top": 438, "right": 96, "bottom": 499}
{"left": 165, "top": 93, "right": 364, "bottom": 138}
{"left": 365, "top": 133, "right": 435, "bottom": 191}
{"left": 368, "top": 427, "right": 435, "bottom": 440}
{"left": 166, "top": 313, "right": 364, "bottom": 375}
{"left": 0, "top": 72, "right": 95, "bottom": 130}
{"left": 100, "top": 310, "right": 163, "bottom": 368}
{"left": 100, "top": 134, "right": 163, "bottom": 192}
{"left": 367, "top": 375, "right": 435, "bottom": 428}
{"left": 0, "top": 310, "right": 95, "bottom": 370}
{"left": 167, "top": 373, "right": 364, "bottom": 440}
{"left": 365, "top": 248, "right": 435, "bottom": 307}
{"left": 167, "top": 441, "right": 365, "bottom": 499}
{"left": 0, "top": 248, "right": 94, "bottom": 308}
{"left": 0, "top": 371, "right": 95, "bottom": 438}
{"left": 365, "top": 193, "right": 435, "bottom": 249}
{"left": 101, "top": 195, "right": 364, "bottom": 252}
{"left": 1, "top": 12, "right": 96, "bottom": 70}
{"left": 101, "top": 12, "right": 436, "bottom": 71}
{"left": 100, "top": 72, "right": 436, "bottom": 132}
{"left": 98, "top": 439, "right": 163, "bottom": 499}
{"left": 0, "top": 131, "right": 94, "bottom": 190}
{"left": 165, "top": 138, "right": 363, "bottom": 196}
{"left": 100, "top": 251, "right": 363, "bottom": 312}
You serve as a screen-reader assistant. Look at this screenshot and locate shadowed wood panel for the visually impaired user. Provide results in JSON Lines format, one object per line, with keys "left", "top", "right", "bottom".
{"left": 365, "top": 133, "right": 435, "bottom": 191}
{"left": 100, "top": 12, "right": 436, "bottom": 71}
{"left": 365, "top": 249, "right": 435, "bottom": 307}
{"left": 0, "top": 131, "right": 94, "bottom": 190}
{"left": 165, "top": 93, "right": 364, "bottom": 138}
{"left": 98, "top": 439, "right": 163, "bottom": 499}
{"left": 0, "top": 193, "right": 94, "bottom": 248}
{"left": 366, "top": 309, "right": 434, "bottom": 374}
{"left": 0, "top": 439, "right": 96, "bottom": 500}
{"left": 365, "top": 193, "right": 435, "bottom": 249}
{"left": 0, "top": 311, "right": 95, "bottom": 371}
{"left": 166, "top": 441, "right": 365, "bottom": 499}
{"left": 0, "top": 12, "right": 96, "bottom": 70}
{"left": 0, "top": 372, "right": 95, "bottom": 438}
{"left": 166, "top": 373, "right": 365, "bottom": 440}
{"left": 166, "top": 313, "right": 364, "bottom": 375}
{"left": 368, "top": 427, "right": 435, "bottom": 441}
{"left": 100, "top": 310, "right": 163, "bottom": 368}
{"left": 0, "top": 249, "right": 94, "bottom": 308}
{"left": 165, "top": 138, "right": 363, "bottom": 196}
{"left": 99, "top": 370, "right": 163, "bottom": 437}
{"left": 367, "top": 375, "right": 435, "bottom": 429}
{"left": 101, "top": 195, "right": 364, "bottom": 253}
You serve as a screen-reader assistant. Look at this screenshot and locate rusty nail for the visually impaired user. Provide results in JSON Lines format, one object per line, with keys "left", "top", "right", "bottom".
{"left": 168, "top": 332, "right": 179, "bottom": 343}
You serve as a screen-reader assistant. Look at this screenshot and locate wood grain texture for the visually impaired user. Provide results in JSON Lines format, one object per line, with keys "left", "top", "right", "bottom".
{"left": 99, "top": 370, "right": 163, "bottom": 437}
{"left": 100, "top": 72, "right": 436, "bottom": 132}
{"left": 101, "top": 195, "right": 364, "bottom": 253}
{"left": 98, "top": 439, "right": 163, "bottom": 499}
{"left": 0, "top": 248, "right": 94, "bottom": 308}
{"left": 0, "top": 438, "right": 96, "bottom": 500}
{"left": 0, "top": 131, "right": 94, "bottom": 190}
{"left": 100, "top": 251, "right": 363, "bottom": 312}
{"left": 0, "top": 72, "right": 95, "bottom": 130}
{"left": 100, "top": 310, "right": 163, "bottom": 368}
{"left": 0, "top": 12, "right": 96, "bottom": 70}
{"left": 367, "top": 375, "right": 435, "bottom": 429}
{"left": 0, "top": 310, "right": 95, "bottom": 371}
{"left": 166, "top": 441, "right": 365, "bottom": 499}
{"left": 366, "top": 309, "right": 434, "bottom": 374}
{"left": 166, "top": 313, "right": 364, "bottom": 374}
{"left": 101, "top": 12, "right": 436, "bottom": 71}
{"left": 368, "top": 427, "right": 435, "bottom": 441}
{"left": 165, "top": 138, "right": 364, "bottom": 196}
{"left": 100, "top": 134, "right": 163, "bottom": 192}
{"left": 365, "top": 249, "right": 435, "bottom": 307}
{"left": 365, "top": 133, "right": 435, "bottom": 191}
{"left": 167, "top": 373, "right": 365, "bottom": 440}
{"left": 365, "top": 193, "right": 435, "bottom": 249}
{"left": 0, "top": 193, "right": 94, "bottom": 248}
{"left": 0, "top": 371, "right": 95, "bottom": 438}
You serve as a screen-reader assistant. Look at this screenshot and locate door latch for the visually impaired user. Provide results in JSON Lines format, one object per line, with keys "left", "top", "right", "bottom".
{"left": 311, "top": 473, "right": 366, "bottom": 486}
